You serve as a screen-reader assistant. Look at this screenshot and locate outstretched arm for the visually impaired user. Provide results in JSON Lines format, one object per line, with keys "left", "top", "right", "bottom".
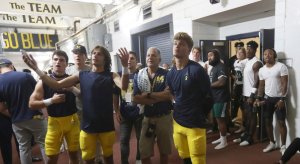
{"left": 22, "top": 53, "right": 79, "bottom": 89}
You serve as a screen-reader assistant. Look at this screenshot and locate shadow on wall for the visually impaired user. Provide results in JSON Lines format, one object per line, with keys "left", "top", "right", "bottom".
{"left": 278, "top": 52, "right": 297, "bottom": 145}
{"left": 286, "top": 68, "right": 297, "bottom": 139}
{"left": 221, "top": 0, "right": 228, "bottom": 7}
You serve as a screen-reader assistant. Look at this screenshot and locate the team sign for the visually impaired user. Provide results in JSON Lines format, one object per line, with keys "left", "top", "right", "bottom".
{"left": 1, "top": 32, "right": 58, "bottom": 52}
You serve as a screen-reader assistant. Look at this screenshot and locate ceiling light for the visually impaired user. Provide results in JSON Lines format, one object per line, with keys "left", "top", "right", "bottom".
{"left": 66, "top": 0, "right": 113, "bottom": 4}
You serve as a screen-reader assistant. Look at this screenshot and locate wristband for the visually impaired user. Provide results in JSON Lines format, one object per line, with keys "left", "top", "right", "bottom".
{"left": 35, "top": 69, "right": 46, "bottom": 77}
{"left": 122, "top": 67, "right": 129, "bottom": 75}
{"left": 255, "top": 95, "right": 263, "bottom": 101}
{"left": 251, "top": 88, "right": 257, "bottom": 94}
{"left": 280, "top": 97, "right": 285, "bottom": 101}
{"left": 43, "top": 98, "right": 53, "bottom": 106}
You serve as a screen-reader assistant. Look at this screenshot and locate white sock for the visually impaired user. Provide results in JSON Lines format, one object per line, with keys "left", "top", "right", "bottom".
{"left": 221, "top": 135, "right": 227, "bottom": 144}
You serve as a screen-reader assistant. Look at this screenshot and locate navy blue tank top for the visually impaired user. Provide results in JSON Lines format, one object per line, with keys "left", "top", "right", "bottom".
{"left": 79, "top": 71, "right": 115, "bottom": 133}
{"left": 43, "top": 74, "right": 77, "bottom": 117}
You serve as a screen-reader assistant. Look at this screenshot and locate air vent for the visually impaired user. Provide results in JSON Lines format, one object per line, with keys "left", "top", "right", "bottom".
{"left": 210, "top": 0, "right": 220, "bottom": 4}
{"left": 142, "top": 3, "right": 152, "bottom": 20}
{"left": 114, "top": 20, "right": 119, "bottom": 32}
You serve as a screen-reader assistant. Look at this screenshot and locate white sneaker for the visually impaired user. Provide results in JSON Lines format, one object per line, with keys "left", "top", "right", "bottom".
{"left": 207, "top": 129, "right": 213, "bottom": 134}
{"left": 227, "top": 132, "right": 231, "bottom": 136}
{"left": 212, "top": 138, "right": 221, "bottom": 144}
{"left": 234, "top": 126, "right": 245, "bottom": 133}
{"left": 280, "top": 145, "right": 286, "bottom": 155}
{"left": 136, "top": 160, "right": 142, "bottom": 164}
{"left": 263, "top": 141, "right": 276, "bottom": 153}
{"left": 239, "top": 140, "right": 250, "bottom": 146}
{"left": 232, "top": 117, "right": 238, "bottom": 122}
{"left": 233, "top": 138, "right": 241, "bottom": 143}
{"left": 215, "top": 142, "right": 228, "bottom": 150}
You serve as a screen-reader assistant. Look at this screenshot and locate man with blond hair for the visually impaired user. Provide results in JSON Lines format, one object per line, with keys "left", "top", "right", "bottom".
{"left": 167, "top": 32, "right": 211, "bottom": 164}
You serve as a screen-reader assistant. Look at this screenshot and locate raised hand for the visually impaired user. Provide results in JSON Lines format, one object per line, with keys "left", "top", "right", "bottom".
{"left": 118, "top": 48, "right": 129, "bottom": 68}
{"left": 22, "top": 52, "right": 38, "bottom": 70}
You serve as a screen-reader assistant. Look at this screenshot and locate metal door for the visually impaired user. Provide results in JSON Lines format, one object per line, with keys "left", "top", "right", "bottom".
{"left": 199, "top": 40, "right": 229, "bottom": 65}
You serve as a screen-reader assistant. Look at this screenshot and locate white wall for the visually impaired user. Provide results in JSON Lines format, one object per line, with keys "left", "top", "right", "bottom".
{"left": 274, "top": 0, "right": 300, "bottom": 144}
{"left": 106, "top": 0, "right": 300, "bottom": 146}
{"left": 173, "top": 18, "right": 193, "bottom": 37}
{"left": 219, "top": 15, "right": 275, "bottom": 39}
{"left": 105, "top": 4, "right": 143, "bottom": 72}
{"left": 192, "top": 21, "right": 219, "bottom": 45}
{"left": 106, "top": 0, "right": 264, "bottom": 49}
{"left": 155, "top": 0, "right": 262, "bottom": 21}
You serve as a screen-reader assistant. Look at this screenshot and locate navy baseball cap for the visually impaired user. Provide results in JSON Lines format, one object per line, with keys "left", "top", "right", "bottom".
{"left": 72, "top": 44, "right": 87, "bottom": 55}
{"left": 0, "top": 59, "right": 12, "bottom": 66}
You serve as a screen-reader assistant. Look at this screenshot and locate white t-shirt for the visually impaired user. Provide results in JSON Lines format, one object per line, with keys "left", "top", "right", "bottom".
{"left": 66, "top": 64, "right": 90, "bottom": 75}
{"left": 198, "top": 60, "right": 206, "bottom": 68}
{"left": 243, "top": 57, "right": 262, "bottom": 97}
{"left": 258, "top": 62, "right": 288, "bottom": 97}
{"left": 234, "top": 59, "right": 248, "bottom": 85}
{"left": 205, "top": 61, "right": 213, "bottom": 75}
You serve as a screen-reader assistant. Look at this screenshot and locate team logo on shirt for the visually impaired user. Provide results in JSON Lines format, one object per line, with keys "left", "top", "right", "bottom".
{"left": 155, "top": 76, "right": 165, "bottom": 83}
{"left": 184, "top": 72, "right": 188, "bottom": 80}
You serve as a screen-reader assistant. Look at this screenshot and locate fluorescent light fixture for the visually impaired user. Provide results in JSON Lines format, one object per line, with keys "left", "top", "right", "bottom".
{"left": 65, "top": 0, "right": 113, "bottom": 4}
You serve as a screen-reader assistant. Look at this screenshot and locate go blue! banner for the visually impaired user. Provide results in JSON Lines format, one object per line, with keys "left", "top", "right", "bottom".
{"left": 1, "top": 32, "right": 58, "bottom": 52}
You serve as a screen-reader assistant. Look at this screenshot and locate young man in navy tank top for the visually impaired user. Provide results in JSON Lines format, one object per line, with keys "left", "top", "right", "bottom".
{"left": 29, "top": 50, "right": 81, "bottom": 163}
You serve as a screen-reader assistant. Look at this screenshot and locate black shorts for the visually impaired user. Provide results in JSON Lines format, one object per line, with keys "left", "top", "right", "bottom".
{"left": 263, "top": 97, "right": 286, "bottom": 121}
{"left": 243, "top": 96, "right": 256, "bottom": 113}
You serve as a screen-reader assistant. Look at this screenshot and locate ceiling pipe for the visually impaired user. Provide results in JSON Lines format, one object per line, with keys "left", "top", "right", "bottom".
{"left": 56, "top": 0, "right": 134, "bottom": 45}
{"left": 73, "top": 20, "right": 80, "bottom": 33}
